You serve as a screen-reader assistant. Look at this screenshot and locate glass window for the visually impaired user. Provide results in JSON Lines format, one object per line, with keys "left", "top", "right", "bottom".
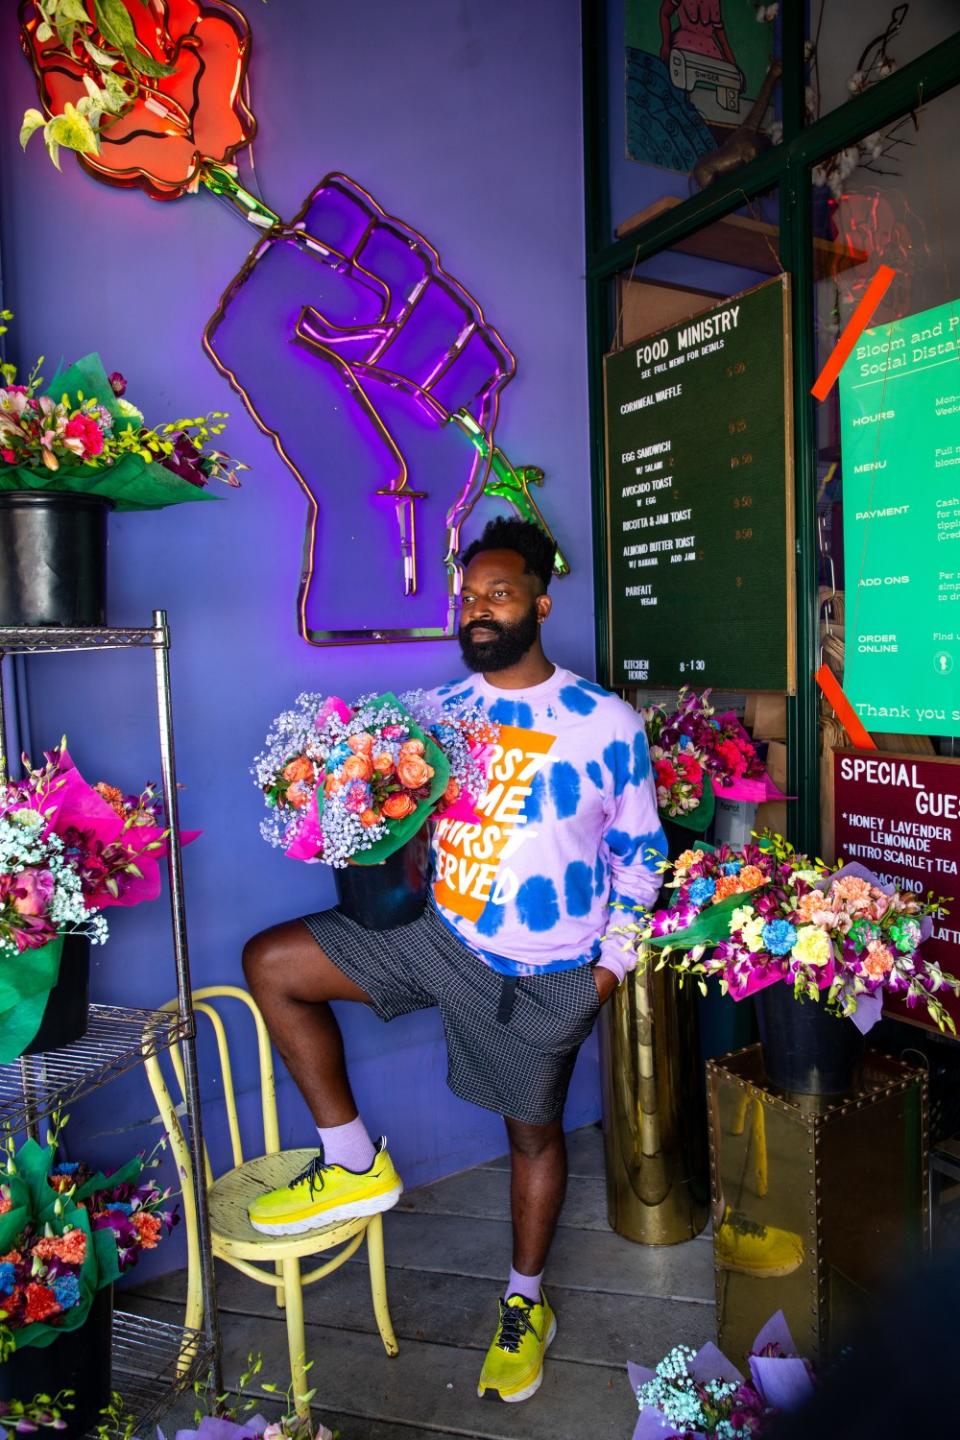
{"left": 807, "top": 1, "right": 960, "bottom": 119}
{"left": 608, "top": 0, "right": 783, "bottom": 240}
{"left": 811, "top": 83, "right": 960, "bottom": 863}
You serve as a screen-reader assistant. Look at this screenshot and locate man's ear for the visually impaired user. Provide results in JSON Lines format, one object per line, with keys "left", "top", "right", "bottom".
{"left": 536, "top": 593, "right": 553, "bottom": 625}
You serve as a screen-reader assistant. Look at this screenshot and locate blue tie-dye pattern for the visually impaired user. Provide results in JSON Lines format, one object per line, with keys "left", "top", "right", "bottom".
{"left": 516, "top": 875, "right": 560, "bottom": 931}
{"left": 486, "top": 698, "right": 532, "bottom": 727}
{"left": 607, "top": 827, "right": 667, "bottom": 870}
{"left": 603, "top": 740, "right": 631, "bottom": 797}
{"left": 558, "top": 685, "right": 596, "bottom": 716}
{"left": 586, "top": 760, "right": 604, "bottom": 791}
{"left": 475, "top": 901, "right": 506, "bottom": 938}
{"left": 631, "top": 731, "right": 651, "bottom": 784}
{"left": 576, "top": 679, "right": 609, "bottom": 697}
{"left": 549, "top": 761, "right": 580, "bottom": 819}
{"left": 594, "top": 855, "right": 606, "bottom": 896}
{"left": 564, "top": 861, "right": 593, "bottom": 917}
{"left": 522, "top": 770, "right": 545, "bottom": 823}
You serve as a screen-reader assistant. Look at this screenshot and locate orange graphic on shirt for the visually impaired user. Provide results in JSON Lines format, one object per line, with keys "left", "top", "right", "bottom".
{"left": 432, "top": 724, "right": 556, "bottom": 923}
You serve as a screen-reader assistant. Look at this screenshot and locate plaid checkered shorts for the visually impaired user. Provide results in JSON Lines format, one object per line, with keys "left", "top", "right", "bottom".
{"left": 300, "top": 901, "right": 601, "bottom": 1125}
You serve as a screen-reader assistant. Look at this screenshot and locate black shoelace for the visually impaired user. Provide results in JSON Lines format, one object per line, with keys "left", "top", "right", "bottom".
{"left": 289, "top": 1154, "right": 332, "bottom": 1197}
{"left": 496, "top": 1299, "right": 540, "bottom": 1354}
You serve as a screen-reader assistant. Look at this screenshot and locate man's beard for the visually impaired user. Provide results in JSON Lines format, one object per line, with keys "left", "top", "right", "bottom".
{"left": 459, "top": 604, "right": 540, "bottom": 673}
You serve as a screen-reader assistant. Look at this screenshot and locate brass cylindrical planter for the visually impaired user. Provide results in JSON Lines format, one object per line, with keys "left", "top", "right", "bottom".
{"left": 600, "top": 963, "right": 709, "bottom": 1244}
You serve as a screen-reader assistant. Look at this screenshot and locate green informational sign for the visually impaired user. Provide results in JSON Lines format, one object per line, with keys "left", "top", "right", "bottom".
{"left": 839, "top": 296, "right": 960, "bottom": 737}
{"left": 603, "top": 276, "right": 794, "bottom": 692}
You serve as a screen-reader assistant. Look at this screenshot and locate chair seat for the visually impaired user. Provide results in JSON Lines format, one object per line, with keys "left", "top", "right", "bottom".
{"left": 209, "top": 1147, "right": 372, "bottom": 1261}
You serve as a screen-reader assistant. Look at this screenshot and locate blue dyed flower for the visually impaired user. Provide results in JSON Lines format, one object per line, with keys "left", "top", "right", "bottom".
{"left": 720, "top": 861, "right": 742, "bottom": 876}
{"left": 53, "top": 1161, "right": 79, "bottom": 1174}
{"left": 52, "top": 1274, "right": 80, "bottom": 1311}
{"left": 105, "top": 1201, "right": 133, "bottom": 1215}
{"left": 678, "top": 734, "right": 692, "bottom": 750}
{"left": 0, "top": 1262, "right": 15, "bottom": 1295}
{"left": 689, "top": 876, "right": 716, "bottom": 906}
{"left": 326, "top": 742, "right": 353, "bottom": 771}
{"left": 762, "top": 919, "right": 797, "bottom": 956}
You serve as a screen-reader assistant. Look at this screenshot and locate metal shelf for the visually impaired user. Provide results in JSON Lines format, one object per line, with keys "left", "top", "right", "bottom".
{"left": 96, "top": 1310, "right": 212, "bottom": 1434}
{"left": 2, "top": 1005, "right": 192, "bottom": 1133}
{"left": 0, "top": 624, "right": 165, "bottom": 656}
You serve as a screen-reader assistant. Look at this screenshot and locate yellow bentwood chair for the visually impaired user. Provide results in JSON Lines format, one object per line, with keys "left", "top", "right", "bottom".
{"left": 143, "top": 986, "right": 398, "bottom": 1415}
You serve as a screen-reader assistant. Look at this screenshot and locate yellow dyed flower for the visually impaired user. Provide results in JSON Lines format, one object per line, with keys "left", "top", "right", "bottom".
{"left": 731, "top": 905, "right": 755, "bottom": 929}
{"left": 791, "top": 925, "right": 833, "bottom": 968}
{"left": 740, "top": 915, "right": 766, "bottom": 953}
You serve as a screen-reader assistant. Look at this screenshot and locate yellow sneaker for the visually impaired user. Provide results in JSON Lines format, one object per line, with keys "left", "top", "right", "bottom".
{"left": 248, "top": 1138, "right": 403, "bottom": 1235}
{"left": 477, "top": 1292, "right": 556, "bottom": 1403}
{"left": 715, "top": 1206, "right": 804, "bottom": 1277}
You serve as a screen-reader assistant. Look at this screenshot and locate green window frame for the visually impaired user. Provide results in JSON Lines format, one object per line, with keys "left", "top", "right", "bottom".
{"left": 582, "top": 3, "right": 960, "bottom": 854}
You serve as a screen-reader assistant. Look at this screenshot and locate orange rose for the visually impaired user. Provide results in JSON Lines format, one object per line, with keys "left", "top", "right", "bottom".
{"left": 397, "top": 755, "right": 434, "bottom": 789}
{"left": 399, "top": 739, "right": 425, "bottom": 757}
{"left": 287, "top": 783, "right": 311, "bottom": 810}
{"left": 347, "top": 733, "right": 374, "bottom": 755}
{"left": 283, "top": 756, "right": 315, "bottom": 786}
{"left": 383, "top": 792, "right": 417, "bottom": 820}
{"left": 324, "top": 773, "right": 343, "bottom": 797}
{"left": 341, "top": 754, "right": 374, "bottom": 782}
{"left": 373, "top": 753, "right": 395, "bottom": 775}
{"left": 442, "top": 777, "right": 461, "bottom": 806}
{"left": 359, "top": 808, "right": 380, "bottom": 828}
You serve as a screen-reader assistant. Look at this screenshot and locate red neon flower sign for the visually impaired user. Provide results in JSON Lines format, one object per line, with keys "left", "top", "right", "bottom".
{"left": 19, "top": 0, "right": 255, "bottom": 200}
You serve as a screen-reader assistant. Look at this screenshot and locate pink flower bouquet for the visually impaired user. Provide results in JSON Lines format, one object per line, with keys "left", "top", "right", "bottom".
{"left": 8, "top": 742, "right": 198, "bottom": 909}
{"left": 641, "top": 691, "right": 786, "bottom": 831}
{"left": 615, "top": 833, "right": 957, "bottom": 1034}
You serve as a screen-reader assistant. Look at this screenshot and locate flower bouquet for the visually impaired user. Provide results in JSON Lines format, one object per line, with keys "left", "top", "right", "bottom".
{"left": 255, "top": 689, "right": 497, "bottom": 869}
{"left": 0, "top": 743, "right": 198, "bottom": 1058}
{"left": 616, "top": 833, "right": 957, "bottom": 1036}
{"left": 0, "top": 1132, "right": 178, "bottom": 1436}
{"left": 0, "top": 346, "right": 244, "bottom": 509}
{"left": 641, "top": 692, "right": 786, "bottom": 835}
{"left": 629, "top": 1311, "right": 814, "bottom": 1439}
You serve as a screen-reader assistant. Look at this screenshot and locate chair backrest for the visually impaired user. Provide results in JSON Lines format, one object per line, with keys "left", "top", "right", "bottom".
{"left": 142, "top": 986, "right": 282, "bottom": 1204}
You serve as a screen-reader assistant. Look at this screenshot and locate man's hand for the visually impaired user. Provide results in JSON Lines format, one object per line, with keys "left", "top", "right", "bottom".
{"left": 592, "top": 966, "right": 620, "bottom": 1007}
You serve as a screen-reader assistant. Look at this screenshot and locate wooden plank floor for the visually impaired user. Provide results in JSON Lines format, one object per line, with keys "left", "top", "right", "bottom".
{"left": 127, "top": 1124, "right": 715, "bottom": 1440}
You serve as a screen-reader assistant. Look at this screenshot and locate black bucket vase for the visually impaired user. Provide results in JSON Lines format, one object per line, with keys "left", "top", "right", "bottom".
{"left": 755, "top": 982, "right": 865, "bottom": 1098}
{"left": 661, "top": 816, "right": 712, "bottom": 863}
{"left": 0, "top": 1284, "right": 113, "bottom": 1438}
{"left": 23, "top": 934, "right": 91, "bottom": 1055}
{"left": 0, "top": 491, "right": 110, "bottom": 627}
{"left": 334, "top": 828, "right": 431, "bottom": 930}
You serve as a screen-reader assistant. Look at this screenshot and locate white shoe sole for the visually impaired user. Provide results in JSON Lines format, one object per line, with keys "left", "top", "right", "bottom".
{"left": 479, "top": 1314, "right": 557, "bottom": 1403}
{"left": 249, "top": 1183, "right": 403, "bottom": 1235}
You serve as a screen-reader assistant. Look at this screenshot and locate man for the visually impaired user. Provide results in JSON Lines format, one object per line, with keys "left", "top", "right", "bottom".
{"left": 243, "top": 517, "right": 665, "bottom": 1403}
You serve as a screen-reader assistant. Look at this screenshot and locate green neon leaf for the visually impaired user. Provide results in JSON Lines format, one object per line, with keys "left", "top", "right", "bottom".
{"left": 19, "top": 109, "right": 46, "bottom": 150}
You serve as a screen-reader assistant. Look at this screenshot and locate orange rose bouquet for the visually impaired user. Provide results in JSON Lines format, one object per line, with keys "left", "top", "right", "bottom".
{"left": 255, "top": 691, "right": 498, "bottom": 869}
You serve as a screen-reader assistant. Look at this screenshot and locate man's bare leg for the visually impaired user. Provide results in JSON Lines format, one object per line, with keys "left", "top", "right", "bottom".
{"left": 505, "top": 1116, "right": 567, "bottom": 1280}
{"left": 242, "top": 920, "right": 371, "bottom": 1126}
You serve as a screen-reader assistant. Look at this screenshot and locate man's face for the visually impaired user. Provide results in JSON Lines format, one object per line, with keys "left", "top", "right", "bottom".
{"left": 458, "top": 549, "right": 550, "bottom": 672}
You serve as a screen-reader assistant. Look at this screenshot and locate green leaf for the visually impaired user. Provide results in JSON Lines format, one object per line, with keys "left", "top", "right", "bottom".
{"left": 92, "top": 0, "right": 176, "bottom": 78}
{"left": 82, "top": 37, "right": 119, "bottom": 68}
{"left": 19, "top": 108, "right": 46, "bottom": 149}
{"left": 36, "top": 21, "right": 53, "bottom": 41}
{"left": 58, "top": 0, "right": 94, "bottom": 20}
{"left": 45, "top": 108, "right": 99, "bottom": 155}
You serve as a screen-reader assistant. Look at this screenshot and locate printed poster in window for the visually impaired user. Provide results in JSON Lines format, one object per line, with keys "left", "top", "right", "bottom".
{"left": 625, "top": 1, "right": 777, "bottom": 173}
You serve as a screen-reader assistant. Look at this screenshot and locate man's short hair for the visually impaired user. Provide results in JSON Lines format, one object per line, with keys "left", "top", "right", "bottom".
{"left": 461, "top": 517, "right": 555, "bottom": 591}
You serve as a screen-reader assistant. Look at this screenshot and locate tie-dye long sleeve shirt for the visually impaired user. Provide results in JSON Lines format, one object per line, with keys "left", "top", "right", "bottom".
{"left": 430, "top": 666, "right": 666, "bottom": 977}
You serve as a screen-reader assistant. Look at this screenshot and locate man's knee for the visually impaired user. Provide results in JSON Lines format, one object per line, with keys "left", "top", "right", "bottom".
{"left": 242, "top": 928, "right": 288, "bottom": 996}
{"left": 506, "top": 1117, "right": 565, "bottom": 1160}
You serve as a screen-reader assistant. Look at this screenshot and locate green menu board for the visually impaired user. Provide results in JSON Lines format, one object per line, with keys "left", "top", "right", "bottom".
{"left": 839, "top": 296, "right": 960, "bottom": 737}
{"left": 603, "top": 276, "right": 795, "bottom": 692}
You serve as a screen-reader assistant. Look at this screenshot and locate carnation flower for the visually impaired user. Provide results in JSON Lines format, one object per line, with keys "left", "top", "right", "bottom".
{"left": 761, "top": 919, "right": 797, "bottom": 956}
{"left": 791, "top": 925, "right": 832, "bottom": 968}
{"left": 63, "top": 413, "right": 105, "bottom": 459}
{"left": 863, "top": 940, "right": 894, "bottom": 979}
{"left": 689, "top": 876, "right": 716, "bottom": 907}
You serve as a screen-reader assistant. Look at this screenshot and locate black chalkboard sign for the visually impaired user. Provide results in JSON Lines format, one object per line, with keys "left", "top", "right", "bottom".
{"left": 603, "top": 275, "right": 795, "bottom": 693}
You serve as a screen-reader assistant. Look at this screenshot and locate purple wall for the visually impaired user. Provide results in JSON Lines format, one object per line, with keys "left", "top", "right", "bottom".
{"left": 0, "top": 0, "right": 595, "bottom": 1280}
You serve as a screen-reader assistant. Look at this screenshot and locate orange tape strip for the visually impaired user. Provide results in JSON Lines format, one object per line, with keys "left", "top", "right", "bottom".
{"left": 815, "top": 664, "right": 877, "bottom": 750}
{"left": 811, "top": 264, "right": 897, "bottom": 402}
